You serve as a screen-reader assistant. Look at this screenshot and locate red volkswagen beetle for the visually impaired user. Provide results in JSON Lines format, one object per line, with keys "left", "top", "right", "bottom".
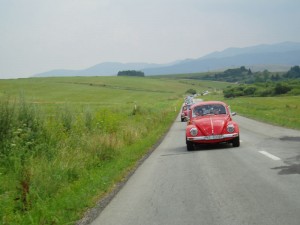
{"left": 185, "top": 101, "right": 240, "bottom": 150}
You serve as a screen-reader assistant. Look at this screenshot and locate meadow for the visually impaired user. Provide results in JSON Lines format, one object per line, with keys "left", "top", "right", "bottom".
{"left": 0, "top": 76, "right": 227, "bottom": 225}
{"left": 1, "top": 75, "right": 299, "bottom": 225}
{"left": 225, "top": 96, "right": 300, "bottom": 130}
{"left": 203, "top": 93, "right": 300, "bottom": 130}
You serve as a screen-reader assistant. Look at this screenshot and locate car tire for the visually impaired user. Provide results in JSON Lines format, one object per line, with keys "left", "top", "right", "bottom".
{"left": 186, "top": 140, "right": 194, "bottom": 151}
{"left": 232, "top": 136, "right": 240, "bottom": 147}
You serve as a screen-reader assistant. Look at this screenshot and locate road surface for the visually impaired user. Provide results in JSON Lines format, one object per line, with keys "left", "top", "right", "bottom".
{"left": 89, "top": 114, "right": 300, "bottom": 225}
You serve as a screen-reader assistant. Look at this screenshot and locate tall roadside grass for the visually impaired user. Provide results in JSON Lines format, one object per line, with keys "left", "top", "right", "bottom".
{"left": 0, "top": 75, "right": 218, "bottom": 224}
{"left": 0, "top": 95, "right": 182, "bottom": 225}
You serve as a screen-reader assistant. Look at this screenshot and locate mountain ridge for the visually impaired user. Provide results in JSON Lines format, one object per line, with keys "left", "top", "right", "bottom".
{"left": 33, "top": 41, "right": 300, "bottom": 77}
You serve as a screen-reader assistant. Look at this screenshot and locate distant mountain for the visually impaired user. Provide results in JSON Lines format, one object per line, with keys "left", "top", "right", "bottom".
{"left": 34, "top": 62, "right": 162, "bottom": 77}
{"left": 143, "top": 42, "right": 300, "bottom": 75}
{"left": 33, "top": 42, "right": 300, "bottom": 77}
{"left": 201, "top": 41, "right": 300, "bottom": 59}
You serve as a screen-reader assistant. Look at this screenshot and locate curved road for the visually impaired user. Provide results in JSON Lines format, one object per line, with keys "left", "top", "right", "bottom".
{"left": 90, "top": 114, "right": 300, "bottom": 225}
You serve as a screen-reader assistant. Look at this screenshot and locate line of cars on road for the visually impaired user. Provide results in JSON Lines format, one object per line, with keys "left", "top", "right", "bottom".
{"left": 181, "top": 97, "right": 240, "bottom": 151}
{"left": 181, "top": 96, "right": 194, "bottom": 122}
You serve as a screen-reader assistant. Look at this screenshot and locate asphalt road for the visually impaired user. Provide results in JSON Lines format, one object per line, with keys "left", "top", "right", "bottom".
{"left": 89, "top": 114, "right": 300, "bottom": 225}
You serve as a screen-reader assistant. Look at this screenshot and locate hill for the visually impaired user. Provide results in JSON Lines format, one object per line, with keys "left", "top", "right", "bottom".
{"left": 34, "top": 62, "right": 162, "bottom": 77}
{"left": 143, "top": 42, "right": 300, "bottom": 75}
{"left": 33, "top": 42, "right": 300, "bottom": 77}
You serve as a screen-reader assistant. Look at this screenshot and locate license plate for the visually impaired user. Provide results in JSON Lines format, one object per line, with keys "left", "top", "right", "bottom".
{"left": 207, "top": 135, "right": 222, "bottom": 140}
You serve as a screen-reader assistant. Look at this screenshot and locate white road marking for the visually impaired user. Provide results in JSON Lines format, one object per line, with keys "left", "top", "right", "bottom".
{"left": 259, "top": 151, "right": 281, "bottom": 161}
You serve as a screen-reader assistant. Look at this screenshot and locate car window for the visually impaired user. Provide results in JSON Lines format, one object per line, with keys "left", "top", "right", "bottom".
{"left": 192, "top": 104, "right": 226, "bottom": 117}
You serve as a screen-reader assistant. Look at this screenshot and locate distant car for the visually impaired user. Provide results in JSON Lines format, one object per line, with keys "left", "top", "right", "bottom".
{"left": 185, "top": 101, "right": 240, "bottom": 150}
{"left": 181, "top": 104, "right": 191, "bottom": 122}
{"left": 184, "top": 96, "right": 193, "bottom": 105}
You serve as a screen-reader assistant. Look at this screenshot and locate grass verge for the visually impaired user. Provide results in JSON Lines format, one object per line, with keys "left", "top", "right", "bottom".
{"left": 202, "top": 94, "right": 300, "bottom": 130}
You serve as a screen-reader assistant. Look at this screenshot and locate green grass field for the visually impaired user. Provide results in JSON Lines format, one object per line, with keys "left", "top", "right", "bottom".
{"left": 1, "top": 76, "right": 226, "bottom": 225}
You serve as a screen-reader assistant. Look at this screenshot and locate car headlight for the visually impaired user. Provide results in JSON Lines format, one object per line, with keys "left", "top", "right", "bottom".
{"left": 227, "top": 124, "right": 235, "bottom": 133}
{"left": 190, "top": 127, "right": 198, "bottom": 136}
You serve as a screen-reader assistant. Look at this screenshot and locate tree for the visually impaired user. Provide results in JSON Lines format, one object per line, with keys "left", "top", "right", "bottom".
{"left": 117, "top": 70, "right": 145, "bottom": 77}
{"left": 240, "top": 66, "right": 247, "bottom": 72}
{"left": 186, "top": 89, "right": 197, "bottom": 95}
{"left": 274, "top": 83, "right": 291, "bottom": 95}
{"left": 285, "top": 66, "right": 300, "bottom": 79}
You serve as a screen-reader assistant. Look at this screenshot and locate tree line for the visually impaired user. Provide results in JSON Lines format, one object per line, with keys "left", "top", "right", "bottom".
{"left": 117, "top": 70, "right": 145, "bottom": 77}
{"left": 195, "top": 65, "right": 300, "bottom": 98}
{"left": 202, "top": 66, "right": 300, "bottom": 84}
{"left": 221, "top": 66, "right": 300, "bottom": 98}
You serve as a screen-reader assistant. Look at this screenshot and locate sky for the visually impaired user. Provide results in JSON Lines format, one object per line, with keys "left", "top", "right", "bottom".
{"left": 1, "top": 0, "right": 300, "bottom": 79}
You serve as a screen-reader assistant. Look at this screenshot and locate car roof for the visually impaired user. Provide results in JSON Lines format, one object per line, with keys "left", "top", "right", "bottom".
{"left": 191, "top": 101, "right": 227, "bottom": 108}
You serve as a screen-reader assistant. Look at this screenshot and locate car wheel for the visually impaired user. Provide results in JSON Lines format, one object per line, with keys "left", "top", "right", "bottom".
{"left": 186, "top": 140, "right": 194, "bottom": 151}
{"left": 232, "top": 136, "right": 240, "bottom": 147}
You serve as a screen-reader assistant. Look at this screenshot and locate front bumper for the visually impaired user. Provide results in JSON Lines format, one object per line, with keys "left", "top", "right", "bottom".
{"left": 187, "top": 133, "right": 239, "bottom": 141}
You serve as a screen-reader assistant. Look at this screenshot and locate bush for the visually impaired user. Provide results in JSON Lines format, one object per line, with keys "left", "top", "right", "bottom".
{"left": 186, "top": 88, "right": 196, "bottom": 95}
{"left": 244, "top": 86, "right": 257, "bottom": 95}
{"left": 274, "top": 83, "right": 292, "bottom": 95}
{"left": 256, "top": 88, "right": 274, "bottom": 97}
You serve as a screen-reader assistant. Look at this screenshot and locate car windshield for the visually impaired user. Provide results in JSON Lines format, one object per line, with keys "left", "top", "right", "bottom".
{"left": 192, "top": 104, "right": 226, "bottom": 117}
